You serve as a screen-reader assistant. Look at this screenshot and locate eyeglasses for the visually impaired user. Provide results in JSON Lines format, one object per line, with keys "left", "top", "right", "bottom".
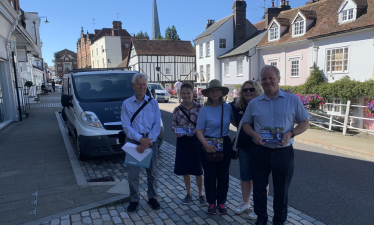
{"left": 243, "top": 88, "right": 255, "bottom": 93}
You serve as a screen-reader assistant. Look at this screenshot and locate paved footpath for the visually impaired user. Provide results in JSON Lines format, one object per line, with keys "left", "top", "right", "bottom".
{"left": 7, "top": 97, "right": 371, "bottom": 225}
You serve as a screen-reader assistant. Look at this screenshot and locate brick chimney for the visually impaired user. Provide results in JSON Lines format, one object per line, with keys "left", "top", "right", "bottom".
{"left": 233, "top": 0, "right": 247, "bottom": 46}
{"left": 264, "top": 0, "right": 291, "bottom": 29}
{"left": 206, "top": 20, "right": 215, "bottom": 29}
{"left": 112, "top": 21, "right": 122, "bottom": 36}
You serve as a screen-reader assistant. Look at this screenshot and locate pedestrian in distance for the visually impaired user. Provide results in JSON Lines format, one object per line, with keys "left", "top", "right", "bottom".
{"left": 121, "top": 73, "right": 162, "bottom": 212}
{"left": 242, "top": 65, "right": 310, "bottom": 225}
{"left": 175, "top": 79, "right": 182, "bottom": 103}
{"left": 195, "top": 79, "right": 233, "bottom": 215}
{"left": 51, "top": 79, "right": 56, "bottom": 92}
{"left": 229, "top": 80, "right": 269, "bottom": 220}
{"left": 171, "top": 82, "right": 207, "bottom": 206}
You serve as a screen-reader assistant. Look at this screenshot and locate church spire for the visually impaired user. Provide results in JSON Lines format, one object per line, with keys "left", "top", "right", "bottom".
{"left": 152, "top": 0, "right": 161, "bottom": 39}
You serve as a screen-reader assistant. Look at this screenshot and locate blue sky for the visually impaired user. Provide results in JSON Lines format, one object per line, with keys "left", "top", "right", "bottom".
{"left": 19, "top": 0, "right": 308, "bottom": 66}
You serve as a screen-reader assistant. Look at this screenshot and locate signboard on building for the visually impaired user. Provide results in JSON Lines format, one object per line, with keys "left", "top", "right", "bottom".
{"left": 16, "top": 48, "right": 27, "bottom": 62}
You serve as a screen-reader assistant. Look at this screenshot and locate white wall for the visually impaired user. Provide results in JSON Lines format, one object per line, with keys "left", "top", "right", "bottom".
{"left": 195, "top": 16, "right": 234, "bottom": 82}
{"left": 316, "top": 28, "right": 374, "bottom": 82}
{"left": 91, "top": 36, "right": 121, "bottom": 68}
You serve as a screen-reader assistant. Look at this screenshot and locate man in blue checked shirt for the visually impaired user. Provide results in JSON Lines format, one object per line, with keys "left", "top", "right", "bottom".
{"left": 242, "top": 65, "right": 309, "bottom": 225}
{"left": 121, "top": 73, "right": 161, "bottom": 212}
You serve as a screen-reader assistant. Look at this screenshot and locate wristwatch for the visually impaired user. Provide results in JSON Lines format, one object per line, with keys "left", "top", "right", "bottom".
{"left": 290, "top": 130, "right": 295, "bottom": 138}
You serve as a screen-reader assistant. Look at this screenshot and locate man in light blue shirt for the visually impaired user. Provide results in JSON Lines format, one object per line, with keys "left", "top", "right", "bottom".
{"left": 121, "top": 73, "right": 161, "bottom": 212}
{"left": 242, "top": 65, "right": 309, "bottom": 225}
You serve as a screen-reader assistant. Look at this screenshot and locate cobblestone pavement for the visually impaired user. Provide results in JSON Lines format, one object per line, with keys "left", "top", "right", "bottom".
{"left": 37, "top": 142, "right": 326, "bottom": 225}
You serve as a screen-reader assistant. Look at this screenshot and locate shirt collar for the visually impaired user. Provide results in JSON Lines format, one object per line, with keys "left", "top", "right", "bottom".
{"left": 131, "top": 94, "right": 150, "bottom": 103}
{"left": 259, "top": 89, "right": 285, "bottom": 101}
{"left": 179, "top": 101, "right": 197, "bottom": 110}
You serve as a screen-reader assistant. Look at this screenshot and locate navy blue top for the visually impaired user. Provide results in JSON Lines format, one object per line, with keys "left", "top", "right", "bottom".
{"left": 230, "top": 101, "right": 253, "bottom": 151}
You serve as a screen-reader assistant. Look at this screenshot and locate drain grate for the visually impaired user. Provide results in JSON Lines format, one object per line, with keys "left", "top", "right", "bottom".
{"left": 88, "top": 176, "right": 115, "bottom": 182}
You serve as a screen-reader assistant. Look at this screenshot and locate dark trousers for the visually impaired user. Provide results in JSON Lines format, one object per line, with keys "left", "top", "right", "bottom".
{"left": 52, "top": 86, "right": 55, "bottom": 92}
{"left": 251, "top": 144, "right": 294, "bottom": 225}
{"left": 201, "top": 136, "right": 231, "bottom": 205}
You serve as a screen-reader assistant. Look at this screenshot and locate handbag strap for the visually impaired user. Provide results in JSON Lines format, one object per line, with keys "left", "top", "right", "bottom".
{"left": 178, "top": 106, "right": 196, "bottom": 126}
{"left": 232, "top": 120, "right": 242, "bottom": 152}
{"left": 221, "top": 104, "right": 223, "bottom": 138}
{"left": 131, "top": 97, "right": 152, "bottom": 124}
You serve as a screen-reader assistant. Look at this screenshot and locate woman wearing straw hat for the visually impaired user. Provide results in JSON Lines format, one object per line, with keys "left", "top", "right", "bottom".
{"left": 196, "top": 79, "right": 233, "bottom": 215}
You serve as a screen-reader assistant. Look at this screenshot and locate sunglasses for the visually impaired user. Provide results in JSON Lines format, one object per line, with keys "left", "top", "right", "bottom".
{"left": 242, "top": 88, "right": 255, "bottom": 93}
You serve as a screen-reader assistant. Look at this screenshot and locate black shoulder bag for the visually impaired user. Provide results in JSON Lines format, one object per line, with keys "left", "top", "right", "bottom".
{"left": 205, "top": 105, "right": 224, "bottom": 163}
{"left": 119, "top": 98, "right": 152, "bottom": 144}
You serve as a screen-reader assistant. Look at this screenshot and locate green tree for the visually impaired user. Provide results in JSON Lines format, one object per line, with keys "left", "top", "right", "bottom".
{"left": 136, "top": 30, "right": 149, "bottom": 37}
{"left": 304, "top": 67, "right": 326, "bottom": 93}
{"left": 156, "top": 33, "right": 163, "bottom": 40}
{"left": 165, "top": 25, "right": 181, "bottom": 40}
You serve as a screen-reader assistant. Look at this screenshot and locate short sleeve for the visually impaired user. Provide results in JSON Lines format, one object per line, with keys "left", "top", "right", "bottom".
{"left": 196, "top": 107, "right": 207, "bottom": 130}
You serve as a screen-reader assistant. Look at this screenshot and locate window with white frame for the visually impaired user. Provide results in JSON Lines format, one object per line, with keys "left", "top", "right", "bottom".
{"left": 326, "top": 47, "right": 349, "bottom": 73}
{"left": 102, "top": 58, "right": 105, "bottom": 67}
{"left": 224, "top": 59, "right": 230, "bottom": 76}
{"left": 293, "top": 16, "right": 305, "bottom": 36}
{"left": 199, "top": 44, "right": 203, "bottom": 58}
{"left": 165, "top": 64, "right": 172, "bottom": 75}
{"left": 206, "top": 64, "right": 211, "bottom": 81}
{"left": 270, "top": 61, "right": 278, "bottom": 68}
{"left": 291, "top": 60, "right": 299, "bottom": 77}
{"left": 97, "top": 60, "right": 99, "bottom": 67}
{"left": 96, "top": 48, "right": 98, "bottom": 55}
{"left": 219, "top": 39, "right": 226, "bottom": 48}
{"left": 92, "top": 61, "right": 95, "bottom": 67}
{"left": 269, "top": 23, "right": 279, "bottom": 41}
{"left": 206, "top": 42, "right": 210, "bottom": 56}
{"left": 342, "top": 8, "right": 354, "bottom": 22}
{"left": 200, "top": 65, "right": 204, "bottom": 81}
{"left": 237, "top": 57, "right": 243, "bottom": 76}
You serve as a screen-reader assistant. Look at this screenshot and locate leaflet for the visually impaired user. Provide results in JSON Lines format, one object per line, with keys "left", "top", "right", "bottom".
{"left": 121, "top": 142, "right": 152, "bottom": 162}
{"left": 261, "top": 127, "right": 284, "bottom": 143}
{"left": 176, "top": 125, "right": 195, "bottom": 135}
{"left": 206, "top": 138, "right": 223, "bottom": 152}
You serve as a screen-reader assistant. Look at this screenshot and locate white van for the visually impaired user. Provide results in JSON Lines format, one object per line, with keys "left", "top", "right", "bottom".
{"left": 61, "top": 68, "right": 164, "bottom": 160}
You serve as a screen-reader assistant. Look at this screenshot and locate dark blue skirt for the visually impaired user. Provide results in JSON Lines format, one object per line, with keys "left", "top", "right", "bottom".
{"left": 174, "top": 135, "right": 203, "bottom": 176}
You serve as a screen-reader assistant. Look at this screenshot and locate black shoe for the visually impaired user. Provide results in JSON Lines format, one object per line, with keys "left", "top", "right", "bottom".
{"left": 127, "top": 202, "right": 139, "bottom": 212}
{"left": 148, "top": 198, "right": 161, "bottom": 210}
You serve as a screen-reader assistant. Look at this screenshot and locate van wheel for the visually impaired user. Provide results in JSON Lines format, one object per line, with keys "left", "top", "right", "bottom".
{"left": 77, "top": 138, "right": 89, "bottom": 161}
{"left": 165, "top": 100, "right": 169, "bottom": 103}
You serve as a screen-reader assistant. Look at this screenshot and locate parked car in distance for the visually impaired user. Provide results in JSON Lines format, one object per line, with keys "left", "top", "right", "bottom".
{"left": 148, "top": 83, "right": 170, "bottom": 103}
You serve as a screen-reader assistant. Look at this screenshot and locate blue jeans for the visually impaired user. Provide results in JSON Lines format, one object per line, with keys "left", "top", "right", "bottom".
{"left": 251, "top": 144, "right": 294, "bottom": 225}
{"left": 201, "top": 136, "right": 232, "bottom": 205}
{"left": 238, "top": 147, "right": 252, "bottom": 181}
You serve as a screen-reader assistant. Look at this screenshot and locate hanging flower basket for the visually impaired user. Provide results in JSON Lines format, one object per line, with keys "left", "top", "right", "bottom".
{"left": 295, "top": 93, "right": 325, "bottom": 110}
{"left": 365, "top": 100, "right": 374, "bottom": 117}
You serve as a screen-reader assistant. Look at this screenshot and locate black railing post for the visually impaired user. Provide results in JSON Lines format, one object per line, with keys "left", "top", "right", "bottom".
{"left": 12, "top": 52, "right": 23, "bottom": 121}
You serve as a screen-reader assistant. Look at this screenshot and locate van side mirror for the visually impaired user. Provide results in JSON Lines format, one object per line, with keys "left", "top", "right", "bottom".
{"left": 61, "top": 94, "right": 73, "bottom": 107}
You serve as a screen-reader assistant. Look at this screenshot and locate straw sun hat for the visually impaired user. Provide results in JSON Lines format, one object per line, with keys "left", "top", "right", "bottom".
{"left": 201, "top": 79, "right": 229, "bottom": 96}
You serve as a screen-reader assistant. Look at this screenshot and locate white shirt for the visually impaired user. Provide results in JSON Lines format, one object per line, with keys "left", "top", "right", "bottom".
{"left": 175, "top": 81, "right": 182, "bottom": 90}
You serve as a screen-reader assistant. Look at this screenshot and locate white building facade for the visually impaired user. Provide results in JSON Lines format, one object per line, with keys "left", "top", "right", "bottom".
{"left": 91, "top": 36, "right": 122, "bottom": 68}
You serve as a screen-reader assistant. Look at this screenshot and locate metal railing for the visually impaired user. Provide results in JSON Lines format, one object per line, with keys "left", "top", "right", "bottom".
{"left": 308, "top": 101, "right": 374, "bottom": 136}
{"left": 16, "top": 87, "right": 31, "bottom": 118}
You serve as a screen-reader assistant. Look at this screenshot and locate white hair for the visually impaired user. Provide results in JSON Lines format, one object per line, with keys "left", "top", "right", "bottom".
{"left": 261, "top": 65, "right": 280, "bottom": 78}
{"left": 131, "top": 73, "right": 148, "bottom": 84}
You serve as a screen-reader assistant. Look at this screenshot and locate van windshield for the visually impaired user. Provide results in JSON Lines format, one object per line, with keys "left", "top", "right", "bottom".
{"left": 72, "top": 72, "right": 136, "bottom": 102}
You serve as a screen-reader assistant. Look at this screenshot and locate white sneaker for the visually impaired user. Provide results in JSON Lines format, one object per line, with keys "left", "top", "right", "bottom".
{"left": 248, "top": 211, "right": 257, "bottom": 220}
{"left": 234, "top": 202, "right": 251, "bottom": 214}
